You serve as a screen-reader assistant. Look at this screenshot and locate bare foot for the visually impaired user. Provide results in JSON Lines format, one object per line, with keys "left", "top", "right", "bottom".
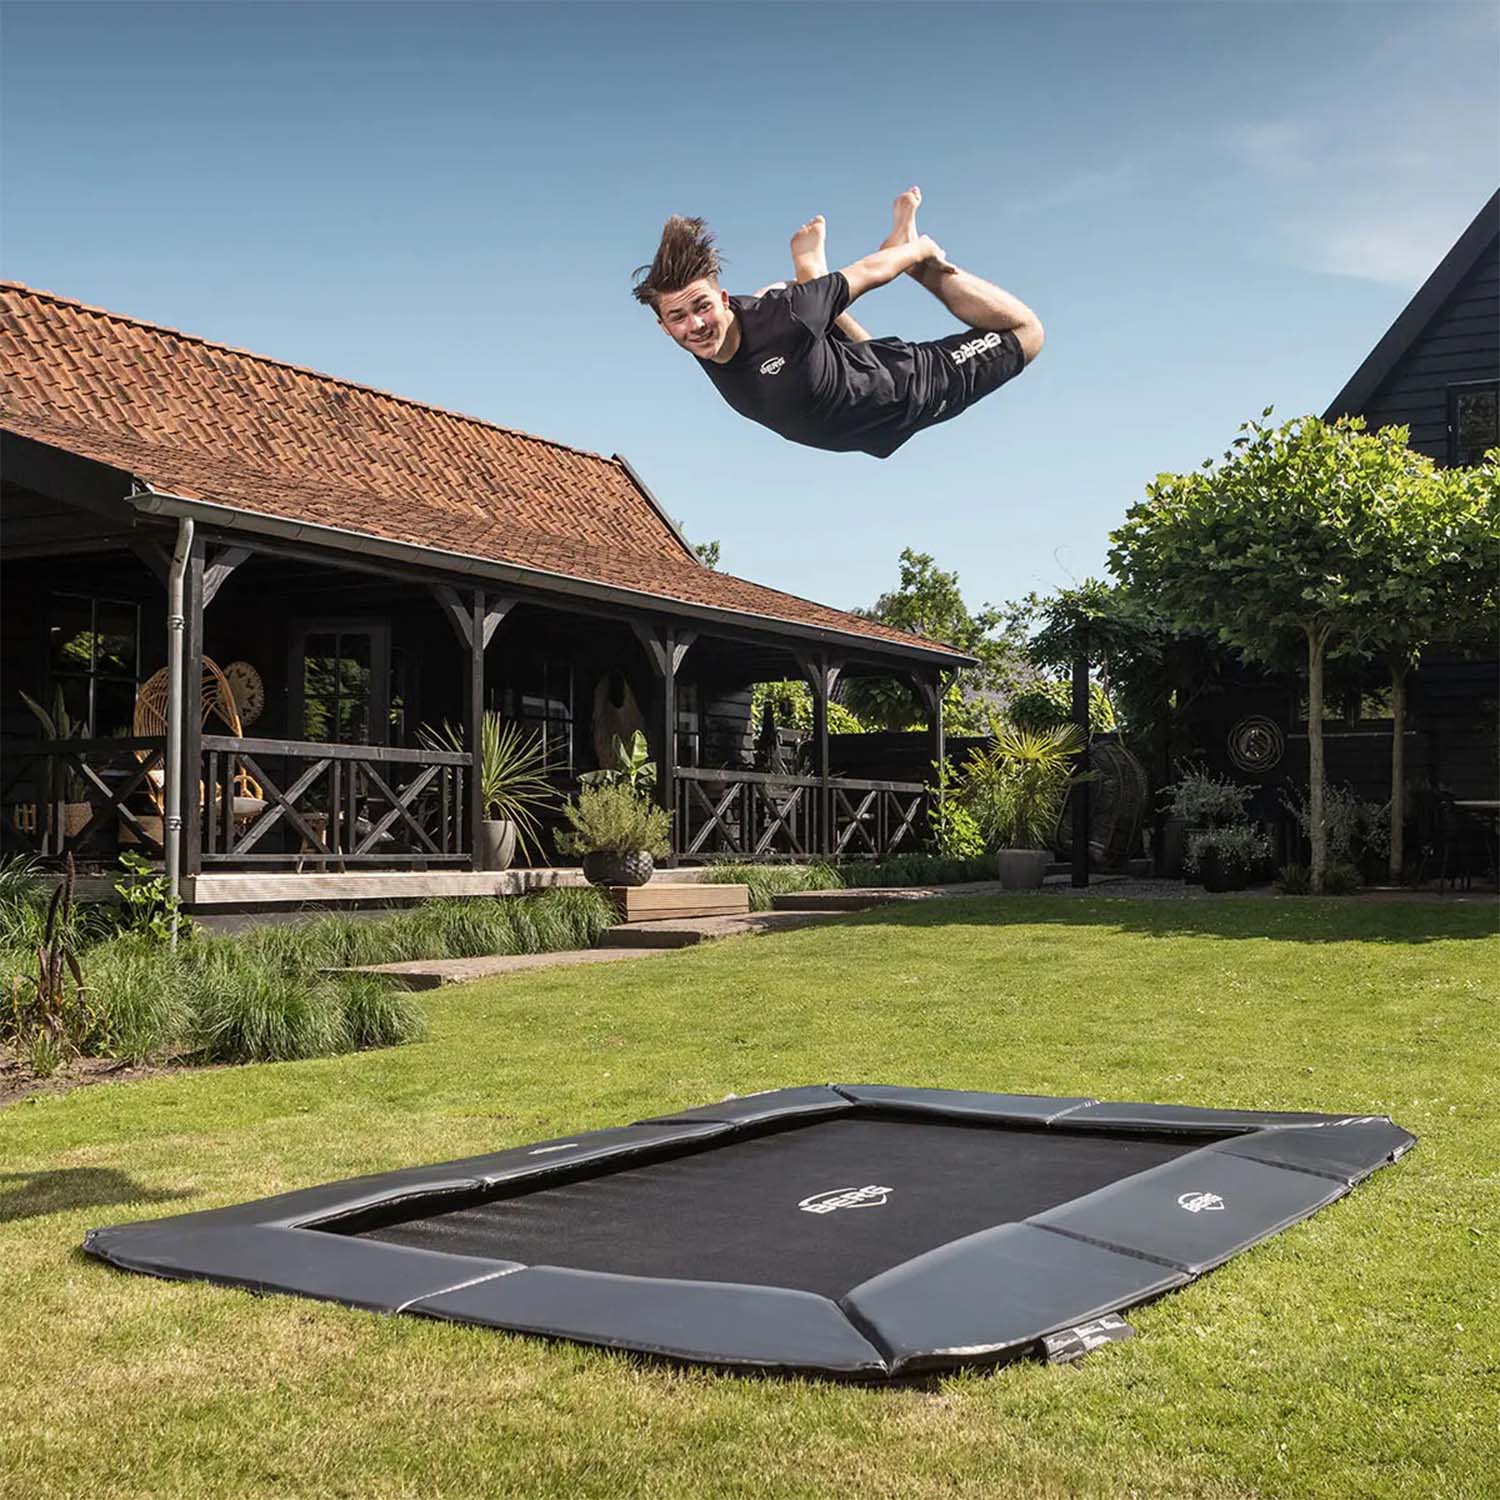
{"left": 880, "top": 187, "right": 922, "bottom": 253}
{"left": 790, "top": 214, "right": 828, "bottom": 282}
{"left": 882, "top": 186, "right": 956, "bottom": 279}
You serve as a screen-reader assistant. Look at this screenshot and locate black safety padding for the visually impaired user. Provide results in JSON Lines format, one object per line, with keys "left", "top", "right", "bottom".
{"left": 1031, "top": 1150, "right": 1348, "bottom": 1273}
{"left": 1062, "top": 1102, "right": 1344, "bottom": 1135}
{"left": 843, "top": 1223, "right": 1186, "bottom": 1375}
{"left": 83, "top": 1224, "right": 521, "bottom": 1312}
{"left": 634, "top": 1085, "right": 853, "bottom": 1130}
{"left": 832, "top": 1084, "right": 1096, "bottom": 1125}
{"left": 409, "top": 1266, "right": 890, "bottom": 1374}
{"left": 1214, "top": 1119, "right": 1417, "bottom": 1184}
{"left": 464, "top": 1121, "right": 731, "bottom": 1187}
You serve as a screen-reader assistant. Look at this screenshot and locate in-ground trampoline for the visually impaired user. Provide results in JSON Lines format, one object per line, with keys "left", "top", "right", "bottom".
{"left": 84, "top": 1085, "right": 1414, "bottom": 1378}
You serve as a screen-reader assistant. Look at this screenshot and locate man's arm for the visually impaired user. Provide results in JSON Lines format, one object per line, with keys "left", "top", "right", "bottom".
{"left": 839, "top": 236, "right": 952, "bottom": 303}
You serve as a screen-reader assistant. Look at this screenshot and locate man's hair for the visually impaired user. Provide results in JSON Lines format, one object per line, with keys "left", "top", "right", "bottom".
{"left": 631, "top": 216, "right": 724, "bottom": 313}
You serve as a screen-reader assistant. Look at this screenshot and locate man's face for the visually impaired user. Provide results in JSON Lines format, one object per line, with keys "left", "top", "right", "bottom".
{"left": 657, "top": 278, "right": 734, "bottom": 360}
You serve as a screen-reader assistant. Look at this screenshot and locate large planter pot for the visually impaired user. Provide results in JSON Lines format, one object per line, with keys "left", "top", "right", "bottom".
{"left": 476, "top": 818, "right": 517, "bottom": 872}
{"left": 1197, "top": 849, "right": 1249, "bottom": 893}
{"left": 995, "top": 849, "right": 1050, "bottom": 890}
{"left": 582, "top": 849, "right": 654, "bottom": 887}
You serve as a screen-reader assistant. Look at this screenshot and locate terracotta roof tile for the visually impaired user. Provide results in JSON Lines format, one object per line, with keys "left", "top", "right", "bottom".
{"left": 0, "top": 281, "right": 965, "bottom": 659}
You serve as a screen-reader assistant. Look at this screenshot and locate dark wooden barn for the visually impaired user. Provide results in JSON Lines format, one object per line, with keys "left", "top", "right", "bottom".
{"left": 1179, "top": 190, "right": 1498, "bottom": 866}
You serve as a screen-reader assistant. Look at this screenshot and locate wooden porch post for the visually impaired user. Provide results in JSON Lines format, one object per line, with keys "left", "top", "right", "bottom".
{"left": 797, "top": 654, "right": 841, "bottom": 859}
{"left": 179, "top": 534, "right": 206, "bottom": 879}
{"left": 468, "top": 590, "right": 485, "bottom": 861}
{"left": 630, "top": 621, "right": 696, "bottom": 868}
{"left": 920, "top": 670, "right": 946, "bottom": 843}
{"left": 1071, "top": 648, "right": 1090, "bottom": 889}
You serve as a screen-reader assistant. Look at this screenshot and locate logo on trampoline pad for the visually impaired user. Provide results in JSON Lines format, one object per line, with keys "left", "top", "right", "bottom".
{"left": 1177, "top": 1191, "right": 1226, "bottom": 1214}
{"left": 528, "top": 1143, "right": 579, "bottom": 1155}
{"left": 798, "top": 1185, "right": 893, "bottom": 1214}
{"left": 759, "top": 356, "right": 786, "bottom": 376}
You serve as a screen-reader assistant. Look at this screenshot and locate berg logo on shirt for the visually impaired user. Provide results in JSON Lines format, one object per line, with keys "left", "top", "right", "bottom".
{"left": 950, "top": 332, "right": 1005, "bottom": 367}
{"left": 759, "top": 356, "right": 786, "bottom": 376}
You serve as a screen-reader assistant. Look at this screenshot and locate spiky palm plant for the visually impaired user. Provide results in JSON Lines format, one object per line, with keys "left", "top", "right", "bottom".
{"left": 962, "top": 721, "right": 1090, "bottom": 851}
{"left": 418, "top": 713, "right": 559, "bottom": 861}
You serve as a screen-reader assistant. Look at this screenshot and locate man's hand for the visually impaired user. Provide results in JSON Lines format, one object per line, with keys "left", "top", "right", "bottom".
{"left": 840, "top": 236, "right": 956, "bottom": 303}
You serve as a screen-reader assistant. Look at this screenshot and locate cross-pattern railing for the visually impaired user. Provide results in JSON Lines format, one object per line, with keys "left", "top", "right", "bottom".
{"left": 674, "top": 767, "right": 928, "bottom": 862}
{"left": 199, "top": 736, "right": 471, "bottom": 867}
{"left": 2, "top": 737, "right": 168, "bottom": 858}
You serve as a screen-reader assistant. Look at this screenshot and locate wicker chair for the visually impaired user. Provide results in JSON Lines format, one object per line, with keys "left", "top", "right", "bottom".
{"left": 127, "top": 657, "right": 266, "bottom": 840}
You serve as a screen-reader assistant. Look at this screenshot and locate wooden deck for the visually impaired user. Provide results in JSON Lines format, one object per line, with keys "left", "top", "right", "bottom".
{"left": 180, "top": 865, "right": 712, "bottom": 907}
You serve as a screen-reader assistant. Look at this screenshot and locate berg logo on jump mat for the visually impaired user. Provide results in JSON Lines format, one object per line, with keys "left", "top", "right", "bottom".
{"left": 798, "top": 1185, "right": 893, "bottom": 1214}
{"left": 949, "top": 332, "right": 1005, "bottom": 366}
{"left": 1177, "top": 1191, "right": 1226, "bottom": 1214}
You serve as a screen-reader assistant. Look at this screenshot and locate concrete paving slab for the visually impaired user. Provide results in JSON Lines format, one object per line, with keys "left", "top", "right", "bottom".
{"left": 335, "top": 947, "right": 672, "bottom": 990}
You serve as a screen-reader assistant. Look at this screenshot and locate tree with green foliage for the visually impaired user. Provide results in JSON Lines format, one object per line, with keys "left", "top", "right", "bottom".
{"left": 843, "top": 548, "right": 1030, "bottom": 734}
{"left": 1110, "top": 411, "right": 1437, "bottom": 893}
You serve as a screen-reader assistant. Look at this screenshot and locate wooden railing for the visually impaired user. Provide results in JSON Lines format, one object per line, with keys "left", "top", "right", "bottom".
{"left": 198, "top": 736, "right": 471, "bottom": 868}
{"left": 2, "top": 737, "right": 168, "bottom": 857}
{"left": 674, "top": 767, "right": 928, "bottom": 862}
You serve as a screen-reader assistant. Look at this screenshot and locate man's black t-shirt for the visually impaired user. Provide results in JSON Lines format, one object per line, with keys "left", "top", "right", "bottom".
{"left": 696, "top": 272, "right": 1023, "bottom": 460}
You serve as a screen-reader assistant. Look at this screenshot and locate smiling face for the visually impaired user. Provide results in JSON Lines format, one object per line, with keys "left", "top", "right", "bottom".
{"left": 656, "top": 277, "right": 737, "bottom": 361}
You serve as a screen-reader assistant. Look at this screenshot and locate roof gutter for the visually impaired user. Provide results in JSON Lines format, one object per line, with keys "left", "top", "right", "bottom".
{"left": 127, "top": 486, "right": 974, "bottom": 669}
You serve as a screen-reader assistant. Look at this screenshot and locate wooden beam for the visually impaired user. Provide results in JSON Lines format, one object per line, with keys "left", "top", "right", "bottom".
{"left": 481, "top": 594, "right": 518, "bottom": 649}
{"left": 202, "top": 545, "right": 252, "bottom": 608}
{"left": 433, "top": 584, "right": 473, "bottom": 650}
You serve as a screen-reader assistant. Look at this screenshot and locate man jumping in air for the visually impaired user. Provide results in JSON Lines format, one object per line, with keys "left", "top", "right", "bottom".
{"left": 631, "top": 188, "right": 1043, "bottom": 459}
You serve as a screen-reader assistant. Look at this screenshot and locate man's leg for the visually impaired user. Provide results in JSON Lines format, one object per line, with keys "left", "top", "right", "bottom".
{"left": 890, "top": 187, "right": 1043, "bottom": 363}
{"left": 790, "top": 214, "right": 874, "bottom": 343}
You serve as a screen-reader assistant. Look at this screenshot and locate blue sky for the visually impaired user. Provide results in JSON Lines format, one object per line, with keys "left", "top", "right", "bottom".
{"left": 3, "top": 1, "right": 1495, "bottom": 619}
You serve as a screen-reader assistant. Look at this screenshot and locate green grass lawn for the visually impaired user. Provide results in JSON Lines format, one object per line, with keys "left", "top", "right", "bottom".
{"left": 3, "top": 895, "right": 1496, "bottom": 1500}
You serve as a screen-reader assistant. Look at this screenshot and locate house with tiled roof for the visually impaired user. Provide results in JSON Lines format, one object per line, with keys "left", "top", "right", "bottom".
{"left": 0, "top": 282, "right": 968, "bottom": 906}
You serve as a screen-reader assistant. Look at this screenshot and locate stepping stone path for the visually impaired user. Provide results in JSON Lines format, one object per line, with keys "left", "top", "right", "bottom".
{"left": 337, "top": 879, "right": 1021, "bottom": 988}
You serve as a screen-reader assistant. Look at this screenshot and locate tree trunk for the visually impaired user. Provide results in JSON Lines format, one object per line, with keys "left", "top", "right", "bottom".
{"left": 1388, "top": 661, "right": 1409, "bottom": 884}
{"left": 1307, "top": 626, "right": 1329, "bottom": 894}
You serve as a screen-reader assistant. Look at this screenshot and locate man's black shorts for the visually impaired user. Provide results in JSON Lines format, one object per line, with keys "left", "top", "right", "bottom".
{"left": 863, "top": 327, "right": 1026, "bottom": 458}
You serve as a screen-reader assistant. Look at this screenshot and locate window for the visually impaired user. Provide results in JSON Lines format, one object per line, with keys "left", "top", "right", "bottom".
{"left": 1448, "top": 381, "right": 1498, "bottom": 467}
{"left": 498, "top": 658, "right": 573, "bottom": 771}
{"left": 303, "top": 632, "right": 373, "bottom": 744}
{"left": 46, "top": 593, "right": 140, "bottom": 736}
{"left": 675, "top": 680, "right": 701, "bottom": 768}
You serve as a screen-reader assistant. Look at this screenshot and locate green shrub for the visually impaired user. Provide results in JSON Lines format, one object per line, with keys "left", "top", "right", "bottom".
{"left": 335, "top": 975, "right": 427, "bottom": 1050}
{"left": 929, "top": 801, "right": 987, "bottom": 859}
{"left": 1161, "top": 764, "right": 1254, "bottom": 828}
{"left": 556, "top": 784, "right": 671, "bottom": 857}
{"left": 1324, "top": 862, "right": 1363, "bottom": 895}
{"left": 839, "top": 854, "right": 994, "bottom": 887}
{"left": 1276, "top": 863, "right": 1313, "bottom": 895}
{"left": 1005, "top": 680, "right": 1115, "bottom": 735}
{"left": 698, "top": 862, "right": 842, "bottom": 911}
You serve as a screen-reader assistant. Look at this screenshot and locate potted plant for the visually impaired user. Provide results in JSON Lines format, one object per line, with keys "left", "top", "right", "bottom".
{"left": 1184, "top": 823, "right": 1274, "bottom": 891}
{"left": 962, "top": 722, "right": 1090, "bottom": 889}
{"left": 18, "top": 687, "right": 92, "bottom": 839}
{"left": 1160, "top": 765, "right": 1255, "bottom": 882}
{"left": 556, "top": 782, "right": 672, "bottom": 886}
{"left": 418, "top": 713, "right": 557, "bottom": 871}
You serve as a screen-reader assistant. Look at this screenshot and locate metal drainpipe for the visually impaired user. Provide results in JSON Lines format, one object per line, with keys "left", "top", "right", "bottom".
{"left": 165, "top": 517, "right": 194, "bottom": 944}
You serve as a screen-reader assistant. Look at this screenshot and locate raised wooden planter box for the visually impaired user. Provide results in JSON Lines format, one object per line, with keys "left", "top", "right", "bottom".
{"left": 607, "top": 883, "right": 749, "bottom": 923}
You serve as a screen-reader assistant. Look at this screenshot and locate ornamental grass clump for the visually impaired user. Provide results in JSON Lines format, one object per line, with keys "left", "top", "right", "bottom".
{"left": 190, "top": 950, "right": 346, "bottom": 1064}
{"left": 335, "top": 974, "right": 427, "bottom": 1051}
{"left": 699, "top": 862, "right": 843, "bottom": 910}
